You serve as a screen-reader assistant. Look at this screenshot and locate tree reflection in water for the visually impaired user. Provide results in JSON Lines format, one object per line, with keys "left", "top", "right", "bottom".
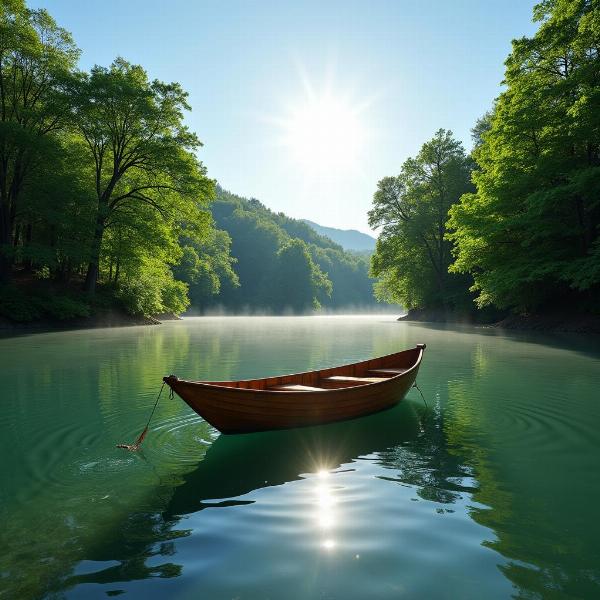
{"left": 59, "top": 390, "right": 598, "bottom": 599}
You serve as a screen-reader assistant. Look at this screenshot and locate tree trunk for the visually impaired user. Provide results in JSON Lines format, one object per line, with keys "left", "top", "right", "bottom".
{"left": 114, "top": 257, "right": 120, "bottom": 286}
{"left": 23, "top": 222, "right": 33, "bottom": 271}
{"left": 84, "top": 260, "right": 99, "bottom": 294}
{"left": 574, "top": 194, "right": 591, "bottom": 254}
{"left": 0, "top": 252, "right": 11, "bottom": 283}
{"left": 84, "top": 216, "right": 105, "bottom": 295}
{"left": 0, "top": 199, "right": 13, "bottom": 283}
{"left": 0, "top": 158, "right": 26, "bottom": 282}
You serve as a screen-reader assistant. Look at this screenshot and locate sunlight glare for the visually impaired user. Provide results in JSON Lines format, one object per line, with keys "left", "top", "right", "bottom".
{"left": 281, "top": 92, "right": 366, "bottom": 174}
{"left": 322, "top": 539, "right": 336, "bottom": 550}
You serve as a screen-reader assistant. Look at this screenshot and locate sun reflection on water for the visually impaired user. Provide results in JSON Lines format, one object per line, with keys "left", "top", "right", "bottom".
{"left": 314, "top": 469, "right": 338, "bottom": 551}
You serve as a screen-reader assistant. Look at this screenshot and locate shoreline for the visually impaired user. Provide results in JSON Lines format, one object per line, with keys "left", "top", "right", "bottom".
{"left": 0, "top": 310, "right": 182, "bottom": 334}
{"left": 397, "top": 309, "right": 600, "bottom": 335}
{"left": 2, "top": 310, "right": 599, "bottom": 335}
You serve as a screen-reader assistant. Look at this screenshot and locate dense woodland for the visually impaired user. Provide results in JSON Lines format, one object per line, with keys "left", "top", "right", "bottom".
{"left": 372, "top": 0, "right": 600, "bottom": 320}
{"left": 0, "top": 1, "right": 376, "bottom": 322}
{"left": 369, "top": 129, "right": 477, "bottom": 315}
{"left": 1, "top": 0, "right": 599, "bottom": 325}
{"left": 177, "top": 187, "right": 376, "bottom": 314}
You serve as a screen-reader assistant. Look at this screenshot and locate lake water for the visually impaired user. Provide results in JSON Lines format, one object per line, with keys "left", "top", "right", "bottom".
{"left": 1, "top": 316, "right": 599, "bottom": 599}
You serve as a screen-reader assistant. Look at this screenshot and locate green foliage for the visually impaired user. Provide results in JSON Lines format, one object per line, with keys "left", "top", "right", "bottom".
{"left": 448, "top": 0, "right": 600, "bottom": 312}
{"left": 270, "top": 239, "right": 331, "bottom": 313}
{"left": 310, "top": 245, "right": 374, "bottom": 308}
{"left": 115, "top": 277, "right": 162, "bottom": 317}
{"left": 370, "top": 237, "right": 436, "bottom": 308}
{"left": 101, "top": 205, "right": 195, "bottom": 317}
{"left": 17, "top": 134, "right": 96, "bottom": 275}
{"left": 173, "top": 227, "right": 239, "bottom": 309}
{"left": 42, "top": 295, "right": 90, "bottom": 320}
{"left": 369, "top": 129, "right": 475, "bottom": 311}
{"left": 161, "top": 278, "right": 190, "bottom": 316}
{"left": 115, "top": 259, "right": 189, "bottom": 317}
{"left": 71, "top": 57, "right": 215, "bottom": 294}
{"left": 0, "top": 284, "right": 90, "bottom": 321}
{"left": 0, "top": 285, "right": 42, "bottom": 321}
{"left": 0, "top": 1, "right": 79, "bottom": 280}
{"left": 208, "top": 187, "right": 377, "bottom": 313}
{"left": 1, "top": 1, "right": 381, "bottom": 323}
{"left": 0, "top": 2, "right": 236, "bottom": 321}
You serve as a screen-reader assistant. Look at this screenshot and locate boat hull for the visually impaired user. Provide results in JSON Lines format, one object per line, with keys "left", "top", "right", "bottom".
{"left": 164, "top": 345, "right": 425, "bottom": 434}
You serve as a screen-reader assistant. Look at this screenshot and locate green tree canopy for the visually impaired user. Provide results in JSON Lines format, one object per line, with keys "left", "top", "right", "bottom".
{"left": 270, "top": 238, "right": 331, "bottom": 313}
{"left": 0, "top": 2, "right": 235, "bottom": 322}
{"left": 0, "top": 0, "right": 78, "bottom": 281}
{"left": 369, "top": 129, "right": 474, "bottom": 311}
{"left": 207, "top": 187, "right": 376, "bottom": 313}
{"left": 71, "top": 58, "right": 214, "bottom": 294}
{"left": 173, "top": 227, "right": 239, "bottom": 310}
{"left": 448, "top": 0, "right": 600, "bottom": 312}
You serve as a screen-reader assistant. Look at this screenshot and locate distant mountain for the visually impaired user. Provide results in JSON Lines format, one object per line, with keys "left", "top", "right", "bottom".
{"left": 302, "top": 220, "right": 376, "bottom": 252}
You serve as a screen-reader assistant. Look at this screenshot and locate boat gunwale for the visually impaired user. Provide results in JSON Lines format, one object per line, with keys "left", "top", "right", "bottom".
{"left": 166, "top": 345, "right": 425, "bottom": 394}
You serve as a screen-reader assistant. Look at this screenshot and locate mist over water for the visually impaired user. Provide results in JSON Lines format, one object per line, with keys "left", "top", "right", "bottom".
{"left": 1, "top": 316, "right": 599, "bottom": 599}
{"left": 186, "top": 304, "right": 405, "bottom": 317}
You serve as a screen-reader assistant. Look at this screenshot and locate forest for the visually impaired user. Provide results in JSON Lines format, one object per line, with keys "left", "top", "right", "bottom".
{"left": 0, "top": 1, "right": 376, "bottom": 323}
{"left": 179, "top": 187, "right": 377, "bottom": 314}
{"left": 372, "top": 0, "right": 600, "bottom": 322}
{"left": 1, "top": 0, "right": 598, "bottom": 325}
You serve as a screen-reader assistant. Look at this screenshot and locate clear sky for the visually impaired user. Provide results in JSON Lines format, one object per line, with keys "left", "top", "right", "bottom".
{"left": 31, "top": 0, "right": 538, "bottom": 234}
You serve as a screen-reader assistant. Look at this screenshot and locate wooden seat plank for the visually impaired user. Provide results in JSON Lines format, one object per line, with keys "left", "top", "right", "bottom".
{"left": 269, "top": 384, "right": 326, "bottom": 392}
{"left": 368, "top": 368, "right": 408, "bottom": 376}
{"left": 324, "top": 376, "right": 387, "bottom": 383}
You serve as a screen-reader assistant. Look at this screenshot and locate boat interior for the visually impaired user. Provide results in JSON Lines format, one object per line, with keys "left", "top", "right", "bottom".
{"left": 203, "top": 347, "right": 422, "bottom": 392}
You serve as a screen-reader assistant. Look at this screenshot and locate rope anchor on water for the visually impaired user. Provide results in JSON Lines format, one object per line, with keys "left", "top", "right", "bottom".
{"left": 412, "top": 380, "right": 428, "bottom": 409}
{"left": 117, "top": 380, "right": 174, "bottom": 451}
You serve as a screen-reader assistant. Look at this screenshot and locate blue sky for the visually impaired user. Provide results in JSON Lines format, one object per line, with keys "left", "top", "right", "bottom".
{"left": 32, "top": 1, "right": 538, "bottom": 233}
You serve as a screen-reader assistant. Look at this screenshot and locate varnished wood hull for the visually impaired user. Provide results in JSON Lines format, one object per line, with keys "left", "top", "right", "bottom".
{"left": 164, "top": 344, "right": 425, "bottom": 434}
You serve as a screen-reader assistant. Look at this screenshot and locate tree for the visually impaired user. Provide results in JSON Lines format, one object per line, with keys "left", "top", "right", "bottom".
{"left": 471, "top": 111, "right": 493, "bottom": 149}
{"left": 0, "top": 3, "right": 237, "bottom": 323}
{"left": 0, "top": 1, "right": 78, "bottom": 281}
{"left": 448, "top": 0, "right": 600, "bottom": 312}
{"left": 270, "top": 238, "right": 331, "bottom": 313}
{"left": 72, "top": 58, "right": 213, "bottom": 294}
{"left": 310, "top": 245, "right": 375, "bottom": 309}
{"left": 173, "top": 227, "right": 239, "bottom": 310}
{"left": 18, "top": 134, "right": 94, "bottom": 280}
{"left": 212, "top": 197, "right": 285, "bottom": 309}
{"left": 369, "top": 129, "right": 474, "bottom": 311}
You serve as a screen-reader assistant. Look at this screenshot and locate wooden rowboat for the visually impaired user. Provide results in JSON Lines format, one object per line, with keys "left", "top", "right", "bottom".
{"left": 163, "top": 343, "right": 426, "bottom": 434}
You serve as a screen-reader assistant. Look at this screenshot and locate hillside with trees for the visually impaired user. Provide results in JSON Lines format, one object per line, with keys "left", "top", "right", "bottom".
{"left": 371, "top": 0, "right": 600, "bottom": 327}
{"left": 4, "top": 0, "right": 598, "bottom": 329}
{"left": 185, "top": 187, "right": 378, "bottom": 314}
{"left": 0, "top": 2, "right": 380, "bottom": 325}
{"left": 0, "top": 2, "right": 228, "bottom": 323}
{"left": 448, "top": 0, "right": 600, "bottom": 317}
{"left": 368, "top": 129, "right": 480, "bottom": 318}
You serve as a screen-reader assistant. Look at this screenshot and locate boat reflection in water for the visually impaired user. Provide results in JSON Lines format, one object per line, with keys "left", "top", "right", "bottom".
{"left": 66, "top": 400, "right": 478, "bottom": 594}
{"left": 164, "top": 401, "right": 423, "bottom": 518}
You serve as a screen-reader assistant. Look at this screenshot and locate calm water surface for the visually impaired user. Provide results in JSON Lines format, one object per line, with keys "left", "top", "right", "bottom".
{"left": 1, "top": 316, "right": 599, "bottom": 599}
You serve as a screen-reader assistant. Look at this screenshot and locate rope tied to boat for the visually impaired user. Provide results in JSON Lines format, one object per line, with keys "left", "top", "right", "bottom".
{"left": 117, "top": 380, "right": 173, "bottom": 451}
{"left": 412, "top": 381, "right": 428, "bottom": 409}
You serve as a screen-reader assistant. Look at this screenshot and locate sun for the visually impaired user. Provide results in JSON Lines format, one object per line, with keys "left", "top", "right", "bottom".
{"left": 279, "top": 91, "right": 366, "bottom": 175}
